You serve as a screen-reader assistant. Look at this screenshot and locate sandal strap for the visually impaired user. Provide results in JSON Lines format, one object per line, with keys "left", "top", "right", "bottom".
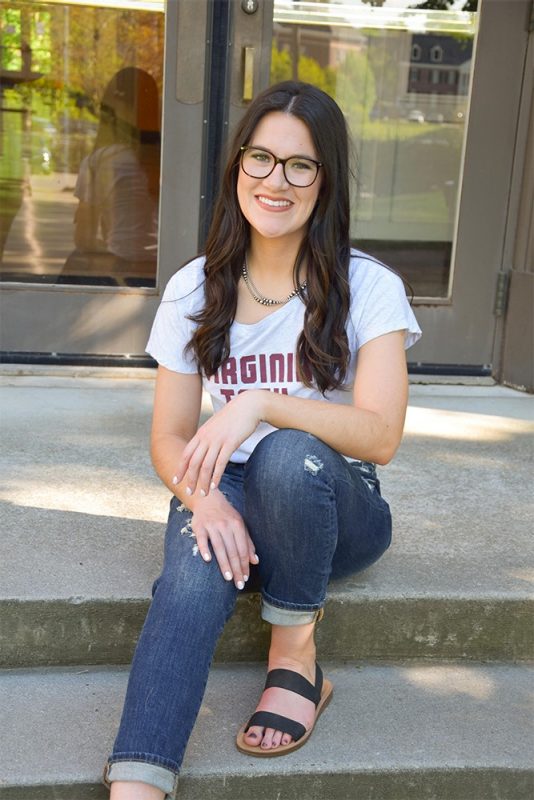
{"left": 264, "top": 663, "right": 323, "bottom": 706}
{"left": 244, "top": 711, "right": 306, "bottom": 742}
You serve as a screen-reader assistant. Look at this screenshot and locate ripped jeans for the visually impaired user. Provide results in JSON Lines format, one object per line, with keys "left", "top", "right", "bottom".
{"left": 104, "top": 429, "right": 392, "bottom": 797}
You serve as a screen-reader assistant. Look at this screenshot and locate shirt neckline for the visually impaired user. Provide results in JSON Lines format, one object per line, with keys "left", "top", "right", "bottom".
{"left": 232, "top": 293, "right": 305, "bottom": 329}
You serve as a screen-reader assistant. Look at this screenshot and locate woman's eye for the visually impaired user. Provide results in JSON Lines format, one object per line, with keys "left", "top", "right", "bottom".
{"left": 290, "top": 160, "right": 313, "bottom": 171}
{"left": 250, "top": 151, "right": 271, "bottom": 163}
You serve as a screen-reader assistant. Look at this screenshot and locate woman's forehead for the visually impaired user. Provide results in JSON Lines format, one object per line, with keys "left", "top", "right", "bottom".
{"left": 249, "top": 112, "right": 317, "bottom": 159}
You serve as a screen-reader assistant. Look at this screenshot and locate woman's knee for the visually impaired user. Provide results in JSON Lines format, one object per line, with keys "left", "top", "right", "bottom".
{"left": 245, "top": 429, "right": 334, "bottom": 494}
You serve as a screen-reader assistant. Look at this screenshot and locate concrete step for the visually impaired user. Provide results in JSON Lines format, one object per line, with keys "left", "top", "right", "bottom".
{"left": 2, "top": 569, "right": 532, "bottom": 668}
{"left": 2, "top": 379, "right": 534, "bottom": 666}
{"left": 1, "top": 662, "right": 532, "bottom": 800}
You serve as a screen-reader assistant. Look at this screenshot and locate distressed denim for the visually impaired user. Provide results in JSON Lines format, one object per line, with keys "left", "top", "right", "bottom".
{"left": 104, "top": 429, "right": 392, "bottom": 795}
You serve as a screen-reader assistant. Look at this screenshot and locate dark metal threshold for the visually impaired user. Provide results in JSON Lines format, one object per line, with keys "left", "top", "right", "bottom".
{"left": 1, "top": 352, "right": 492, "bottom": 377}
{"left": 0, "top": 352, "right": 157, "bottom": 369}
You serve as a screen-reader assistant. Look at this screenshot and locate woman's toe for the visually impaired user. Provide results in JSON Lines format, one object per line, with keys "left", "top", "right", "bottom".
{"left": 281, "top": 733, "right": 292, "bottom": 746}
{"left": 244, "top": 725, "right": 263, "bottom": 745}
{"left": 261, "top": 727, "right": 276, "bottom": 749}
{"left": 270, "top": 729, "right": 283, "bottom": 748}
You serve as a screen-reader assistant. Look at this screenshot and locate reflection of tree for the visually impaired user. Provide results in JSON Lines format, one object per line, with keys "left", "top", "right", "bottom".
{"left": 1, "top": 3, "right": 163, "bottom": 131}
{"left": 270, "top": 46, "right": 374, "bottom": 124}
{"left": 46, "top": 5, "right": 163, "bottom": 116}
{"left": 271, "top": 45, "right": 337, "bottom": 96}
{"left": 332, "top": 52, "right": 376, "bottom": 130}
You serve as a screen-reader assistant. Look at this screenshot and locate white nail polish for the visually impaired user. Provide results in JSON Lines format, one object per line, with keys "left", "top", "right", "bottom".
{"left": 237, "top": 581, "right": 245, "bottom": 590}
{"left": 244, "top": 575, "right": 249, "bottom": 582}
{"left": 200, "top": 489, "right": 206, "bottom": 497}
{"left": 203, "top": 552, "right": 211, "bottom": 562}
{"left": 224, "top": 571, "right": 232, "bottom": 581}
{"left": 210, "top": 482, "right": 217, "bottom": 490}
{"left": 185, "top": 487, "right": 192, "bottom": 496}
{"left": 172, "top": 476, "right": 178, "bottom": 485}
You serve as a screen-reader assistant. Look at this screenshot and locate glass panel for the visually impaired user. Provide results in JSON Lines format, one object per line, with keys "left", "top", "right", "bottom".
{"left": 271, "top": 0, "right": 479, "bottom": 299}
{"left": 0, "top": 0, "right": 164, "bottom": 287}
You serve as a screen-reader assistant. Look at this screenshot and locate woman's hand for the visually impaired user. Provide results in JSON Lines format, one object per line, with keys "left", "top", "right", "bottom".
{"left": 192, "top": 489, "right": 259, "bottom": 588}
{"left": 173, "top": 390, "right": 265, "bottom": 497}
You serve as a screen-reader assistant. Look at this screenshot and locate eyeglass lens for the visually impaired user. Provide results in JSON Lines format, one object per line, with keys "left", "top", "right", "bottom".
{"left": 241, "top": 148, "right": 318, "bottom": 187}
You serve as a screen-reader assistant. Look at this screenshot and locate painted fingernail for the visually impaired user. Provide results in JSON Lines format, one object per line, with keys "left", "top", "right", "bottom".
{"left": 243, "top": 575, "right": 249, "bottom": 582}
{"left": 252, "top": 553, "right": 259, "bottom": 563}
{"left": 185, "top": 487, "right": 192, "bottom": 496}
{"left": 200, "top": 489, "right": 206, "bottom": 497}
{"left": 202, "top": 552, "right": 211, "bottom": 562}
{"left": 210, "top": 482, "right": 217, "bottom": 490}
{"left": 237, "top": 580, "right": 245, "bottom": 590}
{"left": 224, "top": 571, "right": 232, "bottom": 581}
{"left": 172, "top": 476, "right": 178, "bottom": 485}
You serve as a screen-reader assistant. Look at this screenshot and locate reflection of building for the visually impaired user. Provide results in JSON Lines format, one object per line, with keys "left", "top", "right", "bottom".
{"left": 405, "top": 34, "right": 472, "bottom": 121}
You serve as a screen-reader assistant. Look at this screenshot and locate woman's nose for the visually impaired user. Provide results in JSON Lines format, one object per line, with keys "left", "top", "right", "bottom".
{"left": 263, "top": 161, "right": 288, "bottom": 189}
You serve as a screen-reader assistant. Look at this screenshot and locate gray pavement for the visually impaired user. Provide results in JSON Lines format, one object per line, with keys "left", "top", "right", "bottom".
{"left": 1, "top": 371, "right": 533, "bottom": 600}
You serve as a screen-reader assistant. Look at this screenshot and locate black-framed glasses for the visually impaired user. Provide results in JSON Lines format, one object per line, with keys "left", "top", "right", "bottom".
{"left": 239, "top": 145, "right": 323, "bottom": 188}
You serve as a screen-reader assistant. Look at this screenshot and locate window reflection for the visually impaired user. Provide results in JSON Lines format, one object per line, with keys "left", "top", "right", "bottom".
{"left": 0, "top": 1, "right": 163, "bottom": 287}
{"left": 271, "top": 0, "right": 478, "bottom": 298}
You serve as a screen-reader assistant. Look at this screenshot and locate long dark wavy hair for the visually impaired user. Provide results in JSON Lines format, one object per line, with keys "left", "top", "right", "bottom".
{"left": 186, "top": 81, "right": 352, "bottom": 394}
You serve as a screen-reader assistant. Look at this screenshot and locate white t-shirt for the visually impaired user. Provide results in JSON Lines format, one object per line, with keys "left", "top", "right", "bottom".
{"left": 146, "top": 250, "right": 422, "bottom": 462}
{"left": 75, "top": 144, "right": 158, "bottom": 262}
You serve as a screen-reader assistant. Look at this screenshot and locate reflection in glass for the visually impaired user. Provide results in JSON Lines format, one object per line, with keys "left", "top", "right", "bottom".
{"left": 0, "top": 1, "right": 163, "bottom": 287}
{"left": 271, "top": 0, "right": 478, "bottom": 298}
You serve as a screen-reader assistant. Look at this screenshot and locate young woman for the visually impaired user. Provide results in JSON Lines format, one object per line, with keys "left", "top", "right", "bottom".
{"left": 104, "top": 80, "right": 421, "bottom": 800}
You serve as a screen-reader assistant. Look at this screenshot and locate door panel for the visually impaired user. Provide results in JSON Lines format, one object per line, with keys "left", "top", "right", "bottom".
{"left": 256, "top": 0, "right": 529, "bottom": 368}
{"left": 0, "top": 0, "right": 206, "bottom": 356}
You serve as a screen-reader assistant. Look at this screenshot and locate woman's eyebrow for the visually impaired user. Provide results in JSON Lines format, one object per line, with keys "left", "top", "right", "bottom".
{"left": 249, "top": 143, "right": 317, "bottom": 160}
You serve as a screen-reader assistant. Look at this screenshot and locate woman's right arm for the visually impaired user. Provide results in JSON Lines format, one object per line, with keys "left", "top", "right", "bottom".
{"left": 150, "top": 365, "right": 257, "bottom": 588}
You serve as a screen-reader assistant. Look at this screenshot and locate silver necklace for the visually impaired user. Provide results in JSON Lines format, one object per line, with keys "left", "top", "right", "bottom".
{"left": 242, "top": 260, "right": 307, "bottom": 307}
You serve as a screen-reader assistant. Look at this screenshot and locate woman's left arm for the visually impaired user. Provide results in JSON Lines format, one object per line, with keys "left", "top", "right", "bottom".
{"left": 175, "top": 330, "right": 408, "bottom": 496}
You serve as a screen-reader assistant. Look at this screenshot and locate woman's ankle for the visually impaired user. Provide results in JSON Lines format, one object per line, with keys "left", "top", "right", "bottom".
{"left": 109, "top": 780, "right": 165, "bottom": 800}
{"left": 268, "top": 622, "right": 317, "bottom": 681}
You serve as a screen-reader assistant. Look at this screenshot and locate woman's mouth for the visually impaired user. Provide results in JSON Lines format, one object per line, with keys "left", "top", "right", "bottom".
{"left": 256, "top": 195, "right": 293, "bottom": 209}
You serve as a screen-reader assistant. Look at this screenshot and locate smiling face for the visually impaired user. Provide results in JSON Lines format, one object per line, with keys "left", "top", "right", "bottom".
{"left": 237, "top": 111, "right": 322, "bottom": 249}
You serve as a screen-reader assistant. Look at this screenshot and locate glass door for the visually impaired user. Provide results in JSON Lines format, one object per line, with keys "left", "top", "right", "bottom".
{"left": 248, "top": 0, "right": 529, "bottom": 371}
{"left": 0, "top": 0, "right": 208, "bottom": 359}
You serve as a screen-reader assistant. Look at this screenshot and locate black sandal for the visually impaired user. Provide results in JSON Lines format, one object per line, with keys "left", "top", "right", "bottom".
{"left": 235, "top": 663, "right": 333, "bottom": 757}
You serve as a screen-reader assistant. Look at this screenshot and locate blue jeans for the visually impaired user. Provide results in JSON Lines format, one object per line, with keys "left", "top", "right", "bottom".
{"left": 104, "top": 430, "right": 392, "bottom": 797}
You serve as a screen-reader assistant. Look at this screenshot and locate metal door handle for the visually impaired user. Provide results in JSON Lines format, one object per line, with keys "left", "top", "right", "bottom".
{"left": 243, "top": 46, "right": 255, "bottom": 101}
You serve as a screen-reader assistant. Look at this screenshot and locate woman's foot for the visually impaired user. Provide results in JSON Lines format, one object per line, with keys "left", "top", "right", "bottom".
{"left": 242, "top": 621, "right": 317, "bottom": 751}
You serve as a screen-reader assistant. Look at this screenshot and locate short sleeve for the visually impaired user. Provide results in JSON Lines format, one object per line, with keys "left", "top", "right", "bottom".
{"left": 349, "top": 254, "right": 422, "bottom": 351}
{"left": 145, "top": 259, "right": 206, "bottom": 373}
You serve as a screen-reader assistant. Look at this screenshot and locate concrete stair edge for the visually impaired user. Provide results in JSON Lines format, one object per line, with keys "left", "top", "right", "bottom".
{"left": 2, "top": 592, "right": 533, "bottom": 668}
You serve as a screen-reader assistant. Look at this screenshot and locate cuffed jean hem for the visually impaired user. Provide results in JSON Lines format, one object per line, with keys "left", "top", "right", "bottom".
{"left": 261, "top": 597, "right": 324, "bottom": 626}
{"left": 103, "top": 760, "right": 178, "bottom": 798}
